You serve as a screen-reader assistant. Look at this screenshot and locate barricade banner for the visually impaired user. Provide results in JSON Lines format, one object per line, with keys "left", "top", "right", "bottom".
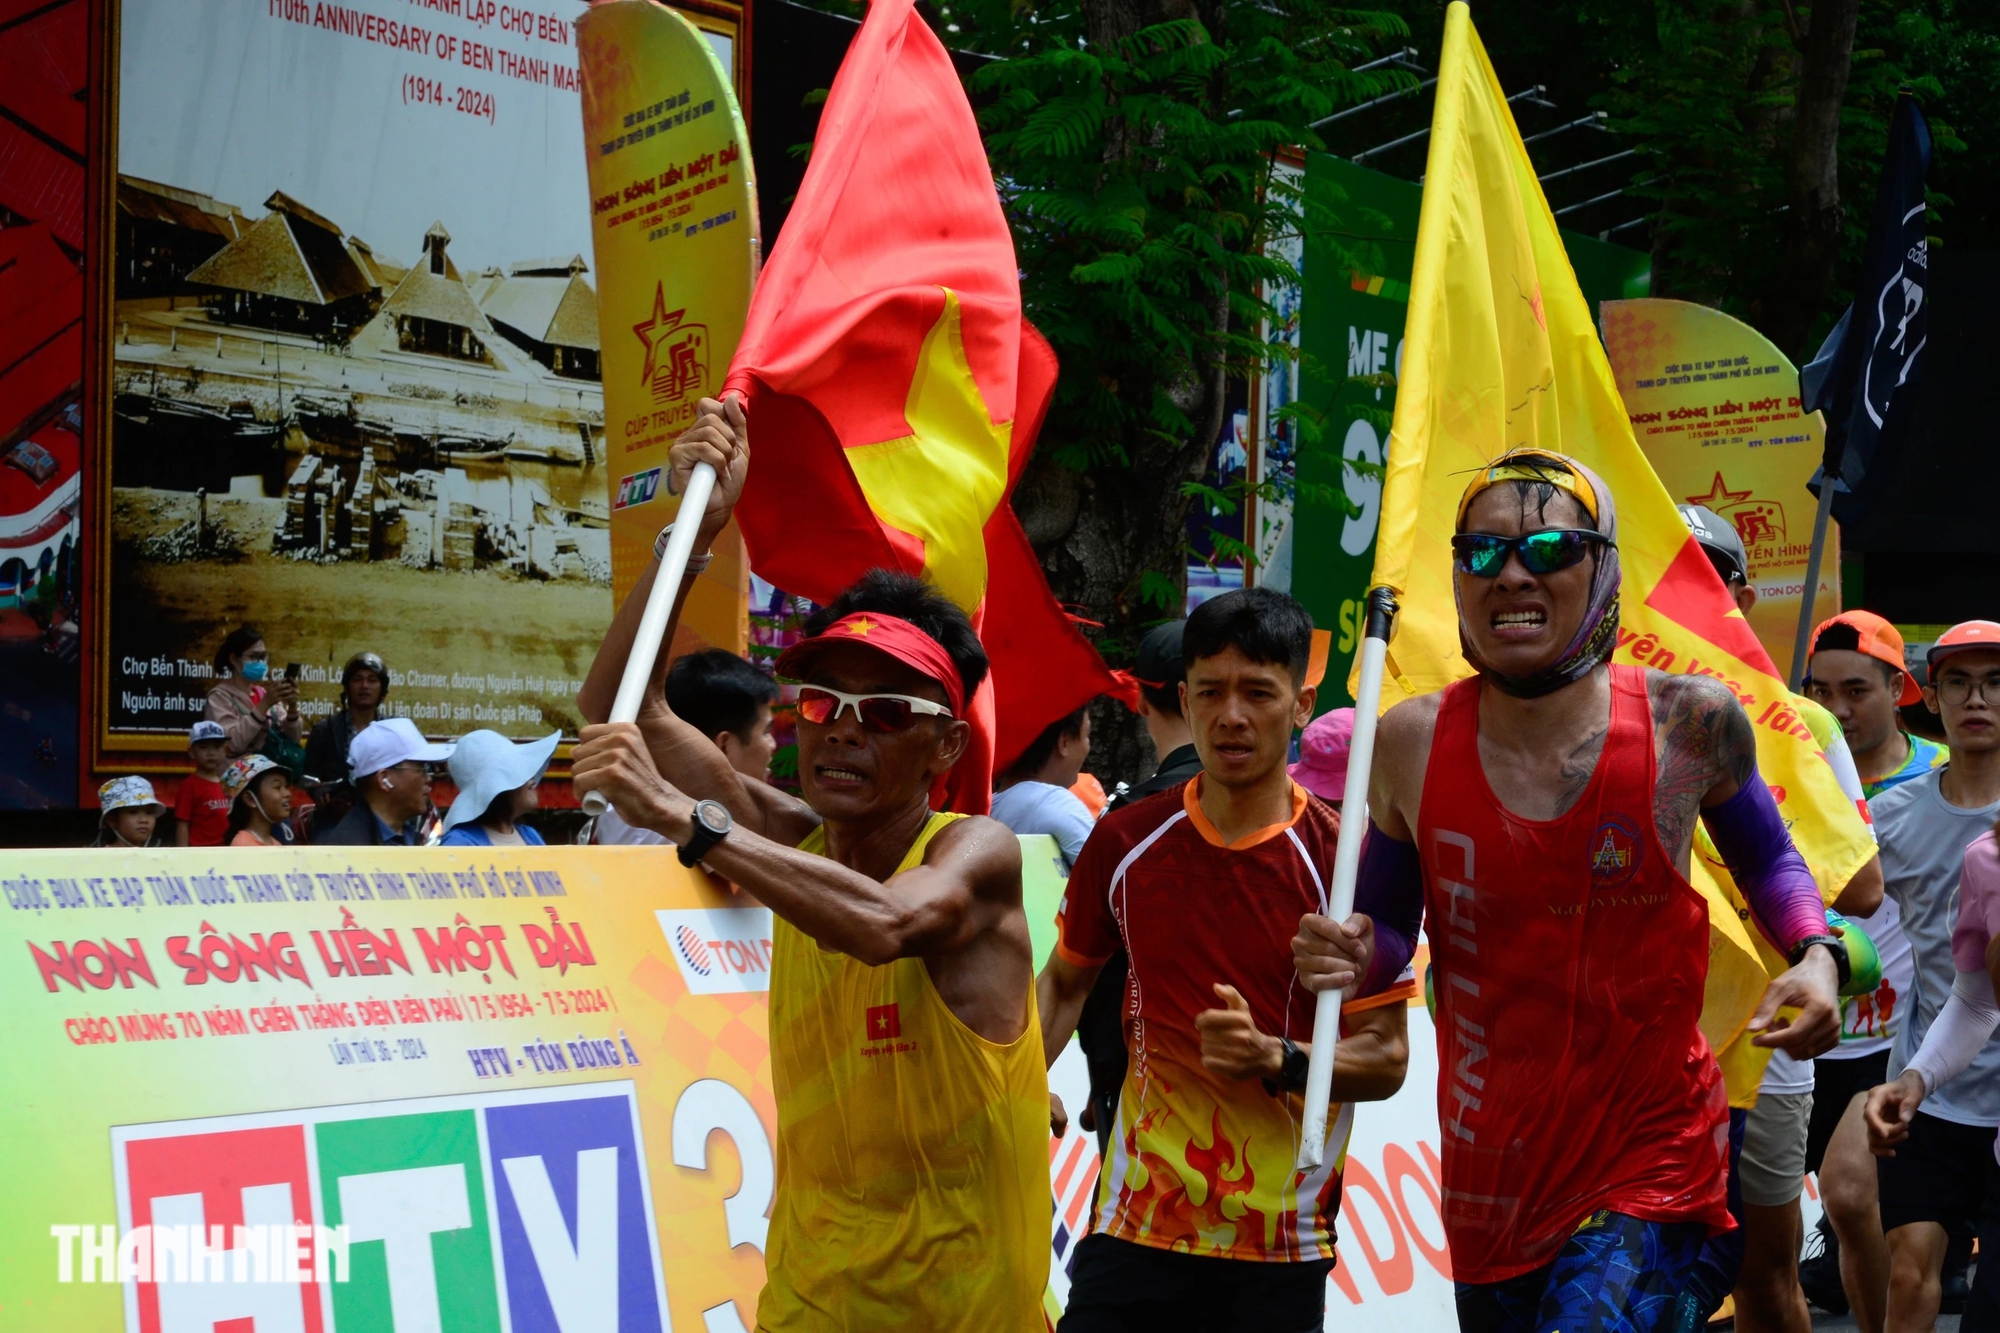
{"left": 2, "top": 840, "right": 1530, "bottom": 1332}
{"left": 3, "top": 846, "right": 775, "bottom": 1330}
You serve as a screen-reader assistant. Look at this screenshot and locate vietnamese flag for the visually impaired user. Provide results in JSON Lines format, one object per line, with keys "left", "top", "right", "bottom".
{"left": 722, "top": 0, "right": 1125, "bottom": 814}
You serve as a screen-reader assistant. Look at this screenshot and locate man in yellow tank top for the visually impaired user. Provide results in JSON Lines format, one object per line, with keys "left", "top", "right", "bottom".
{"left": 574, "top": 402, "right": 1050, "bottom": 1332}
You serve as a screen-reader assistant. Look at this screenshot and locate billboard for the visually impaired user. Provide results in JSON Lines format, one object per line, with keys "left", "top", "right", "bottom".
{"left": 93, "top": 0, "right": 744, "bottom": 779}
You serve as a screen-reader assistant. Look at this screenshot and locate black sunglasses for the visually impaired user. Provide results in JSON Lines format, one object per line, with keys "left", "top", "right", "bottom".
{"left": 1451, "top": 529, "right": 1610, "bottom": 578}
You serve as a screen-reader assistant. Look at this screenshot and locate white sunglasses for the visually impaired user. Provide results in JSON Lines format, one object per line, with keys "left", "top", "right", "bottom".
{"left": 795, "top": 686, "right": 953, "bottom": 732}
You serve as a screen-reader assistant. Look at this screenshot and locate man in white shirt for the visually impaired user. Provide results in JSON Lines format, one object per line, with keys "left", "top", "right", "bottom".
{"left": 988, "top": 704, "right": 1096, "bottom": 867}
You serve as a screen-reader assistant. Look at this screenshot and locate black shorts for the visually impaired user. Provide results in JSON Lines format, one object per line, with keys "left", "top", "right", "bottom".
{"left": 1058, "top": 1233, "right": 1335, "bottom": 1333}
{"left": 1877, "top": 1110, "right": 2000, "bottom": 1234}
{"left": 1808, "top": 1048, "right": 1891, "bottom": 1174}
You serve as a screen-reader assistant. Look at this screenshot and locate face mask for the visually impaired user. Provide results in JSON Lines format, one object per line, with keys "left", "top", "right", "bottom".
{"left": 241, "top": 659, "right": 269, "bottom": 682}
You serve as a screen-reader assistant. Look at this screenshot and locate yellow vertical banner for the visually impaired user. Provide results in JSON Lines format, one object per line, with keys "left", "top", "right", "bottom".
{"left": 1601, "top": 299, "right": 1839, "bottom": 682}
{"left": 579, "top": 2, "right": 759, "bottom": 655}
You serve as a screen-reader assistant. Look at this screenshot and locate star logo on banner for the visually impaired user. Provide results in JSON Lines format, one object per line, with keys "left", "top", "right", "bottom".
{"left": 1685, "top": 472, "right": 1754, "bottom": 511}
{"left": 840, "top": 617, "right": 876, "bottom": 637}
{"left": 633, "top": 281, "right": 684, "bottom": 386}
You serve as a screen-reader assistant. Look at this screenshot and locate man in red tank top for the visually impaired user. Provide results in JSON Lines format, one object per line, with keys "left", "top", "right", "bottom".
{"left": 1290, "top": 449, "right": 1846, "bottom": 1333}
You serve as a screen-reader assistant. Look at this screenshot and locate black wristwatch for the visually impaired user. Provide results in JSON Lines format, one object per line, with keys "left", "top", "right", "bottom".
{"left": 1790, "top": 933, "right": 1851, "bottom": 991}
{"left": 677, "top": 800, "right": 734, "bottom": 867}
{"left": 1262, "top": 1037, "right": 1311, "bottom": 1097}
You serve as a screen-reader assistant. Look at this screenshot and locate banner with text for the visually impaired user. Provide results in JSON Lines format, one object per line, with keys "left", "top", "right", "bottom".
{"left": 3, "top": 842, "right": 1484, "bottom": 1332}
{"left": 1602, "top": 298, "right": 1838, "bottom": 681}
{"left": 580, "top": 0, "right": 755, "bottom": 658}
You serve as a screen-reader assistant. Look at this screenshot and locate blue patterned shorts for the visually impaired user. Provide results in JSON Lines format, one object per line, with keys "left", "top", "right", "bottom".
{"left": 1455, "top": 1211, "right": 1711, "bottom": 1333}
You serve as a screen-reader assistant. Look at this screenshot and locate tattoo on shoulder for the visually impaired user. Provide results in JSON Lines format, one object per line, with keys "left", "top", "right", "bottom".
{"left": 1648, "top": 672, "right": 1756, "bottom": 860}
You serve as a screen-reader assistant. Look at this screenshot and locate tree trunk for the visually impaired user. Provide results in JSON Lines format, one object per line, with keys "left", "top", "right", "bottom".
{"left": 1762, "top": 0, "right": 1862, "bottom": 357}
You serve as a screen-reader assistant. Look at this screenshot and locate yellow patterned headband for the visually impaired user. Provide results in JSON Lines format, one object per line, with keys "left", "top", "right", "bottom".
{"left": 1456, "top": 449, "right": 1601, "bottom": 529}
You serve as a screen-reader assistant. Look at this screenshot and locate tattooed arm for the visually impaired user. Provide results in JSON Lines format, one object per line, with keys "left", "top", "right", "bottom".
{"left": 1647, "top": 671, "right": 1758, "bottom": 866}
{"left": 1649, "top": 670, "right": 1839, "bottom": 1056}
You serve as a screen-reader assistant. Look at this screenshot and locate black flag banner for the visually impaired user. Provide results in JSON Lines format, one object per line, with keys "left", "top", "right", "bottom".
{"left": 1801, "top": 93, "right": 1933, "bottom": 525}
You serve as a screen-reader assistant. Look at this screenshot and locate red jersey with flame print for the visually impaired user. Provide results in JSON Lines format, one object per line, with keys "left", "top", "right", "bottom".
{"left": 1056, "top": 779, "right": 1416, "bottom": 1262}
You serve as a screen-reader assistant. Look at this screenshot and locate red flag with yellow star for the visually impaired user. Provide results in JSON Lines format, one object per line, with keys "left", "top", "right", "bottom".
{"left": 721, "top": 0, "right": 1124, "bottom": 814}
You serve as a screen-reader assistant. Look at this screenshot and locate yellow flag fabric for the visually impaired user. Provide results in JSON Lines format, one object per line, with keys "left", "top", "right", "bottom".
{"left": 1366, "top": 2, "right": 1877, "bottom": 1091}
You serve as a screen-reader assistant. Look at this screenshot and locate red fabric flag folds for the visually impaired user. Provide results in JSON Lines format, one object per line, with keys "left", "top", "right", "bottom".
{"left": 723, "top": 0, "right": 1125, "bottom": 814}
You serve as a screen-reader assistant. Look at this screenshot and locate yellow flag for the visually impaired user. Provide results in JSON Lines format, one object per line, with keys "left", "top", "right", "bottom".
{"left": 1368, "top": 2, "right": 1876, "bottom": 1096}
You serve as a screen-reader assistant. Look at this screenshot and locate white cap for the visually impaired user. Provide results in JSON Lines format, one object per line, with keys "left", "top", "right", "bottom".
{"left": 348, "top": 717, "right": 455, "bottom": 779}
{"left": 188, "top": 720, "right": 227, "bottom": 744}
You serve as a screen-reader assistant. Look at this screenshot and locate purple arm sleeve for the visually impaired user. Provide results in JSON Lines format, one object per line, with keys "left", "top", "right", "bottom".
{"left": 1353, "top": 824, "right": 1424, "bottom": 996}
{"left": 1701, "top": 766, "right": 1827, "bottom": 955}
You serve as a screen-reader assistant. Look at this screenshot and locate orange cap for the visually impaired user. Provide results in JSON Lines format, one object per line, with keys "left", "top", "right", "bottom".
{"left": 1928, "top": 621, "right": 2000, "bottom": 675}
{"left": 1809, "top": 610, "right": 1922, "bottom": 706}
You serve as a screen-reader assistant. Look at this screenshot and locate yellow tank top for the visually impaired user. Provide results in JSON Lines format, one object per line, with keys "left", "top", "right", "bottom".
{"left": 756, "top": 811, "right": 1049, "bottom": 1333}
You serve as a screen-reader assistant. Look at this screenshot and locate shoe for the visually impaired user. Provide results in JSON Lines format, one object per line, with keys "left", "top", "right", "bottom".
{"left": 1799, "top": 1215, "right": 1849, "bottom": 1316}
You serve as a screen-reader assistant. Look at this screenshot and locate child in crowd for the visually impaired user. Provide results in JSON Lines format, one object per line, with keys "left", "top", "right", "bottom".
{"left": 173, "top": 720, "right": 233, "bottom": 847}
{"left": 223, "top": 755, "right": 294, "bottom": 847}
{"left": 92, "top": 776, "right": 165, "bottom": 847}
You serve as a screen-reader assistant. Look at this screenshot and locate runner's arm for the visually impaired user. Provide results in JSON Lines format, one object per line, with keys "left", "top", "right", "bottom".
{"left": 1833, "top": 854, "right": 1884, "bottom": 916}
{"left": 1038, "top": 954, "right": 1103, "bottom": 1069}
{"left": 573, "top": 402, "right": 813, "bottom": 841}
{"left": 1869, "top": 966, "right": 2000, "bottom": 1154}
{"left": 1703, "top": 769, "right": 1829, "bottom": 955}
{"left": 1041, "top": 828, "right": 1120, "bottom": 1066}
{"left": 1333, "top": 999, "right": 1410, "bottom": 1103}
{"left": 1869, "top": 845, "right": 2000, "bottom": 1153}
{"left": 575, "top": 723, "right": 1018, "bottom": 959}
{"left": 1292, "top": 699, "right": 1429, "bottom": 998}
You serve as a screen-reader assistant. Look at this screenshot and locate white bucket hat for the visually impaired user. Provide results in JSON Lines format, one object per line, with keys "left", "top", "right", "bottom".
{"left": 441, "top": 730, "right": 561, "bottom": 834}
{"left": 99, "top": 775, "right": 165, "bottom": 818}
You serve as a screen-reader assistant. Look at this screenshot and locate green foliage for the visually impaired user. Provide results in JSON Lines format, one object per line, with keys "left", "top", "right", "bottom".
{"left": 967, "top": 5, "right": 1410, "bottom": 471}
{"left": 1379, "top": 0, "right": 1997, "bottom": 347}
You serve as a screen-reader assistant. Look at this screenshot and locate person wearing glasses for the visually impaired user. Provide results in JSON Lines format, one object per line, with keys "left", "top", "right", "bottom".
{"left": 1290, "top": 448, "right": 1841, "bottom": 1333}
{"left": 1848, "top": 621, "right": 2000, "bottom": 1333}
{"left": 573, "top": 398, "right": 1049, "bottom": 1332}
{"left": 312, "top": 717, "right": 453, "bottom": 846}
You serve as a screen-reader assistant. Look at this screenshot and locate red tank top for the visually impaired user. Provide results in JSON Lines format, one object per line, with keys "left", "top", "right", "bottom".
{"left": 1417, "top": 664, "right": 1732, "bottom": 1283}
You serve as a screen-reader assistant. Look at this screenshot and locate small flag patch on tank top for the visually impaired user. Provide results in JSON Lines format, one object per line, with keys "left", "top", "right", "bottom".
{"left": 866, "top": 1003, "right": 901, "bottom": 1040}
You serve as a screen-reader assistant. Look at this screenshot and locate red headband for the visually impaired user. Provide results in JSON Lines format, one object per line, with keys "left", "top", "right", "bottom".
{"left": 774, "top": 612, "right": 967, "bottom": 718}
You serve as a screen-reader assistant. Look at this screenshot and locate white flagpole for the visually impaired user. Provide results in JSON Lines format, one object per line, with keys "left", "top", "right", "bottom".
{"left": 1297, "top": 588, "right": 1397, "bottom": 1169}
{"left": 580, "top": 460, "right": 718, "bottom": 818}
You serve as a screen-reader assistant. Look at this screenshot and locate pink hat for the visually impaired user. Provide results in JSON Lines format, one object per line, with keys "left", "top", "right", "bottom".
{"left": 1290, "top": 708, "right": 1354, "bottom": 803}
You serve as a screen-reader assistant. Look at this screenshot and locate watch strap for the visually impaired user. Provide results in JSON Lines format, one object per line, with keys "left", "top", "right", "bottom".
{"left": 1262, "top": 1037, "right": 1310, "bottom": 1097}
{"left": 1790, "top": 933, "right": 1851, "bottom": 990}
{"left": 676, "top": 801, "right": 729, "bottom": 867}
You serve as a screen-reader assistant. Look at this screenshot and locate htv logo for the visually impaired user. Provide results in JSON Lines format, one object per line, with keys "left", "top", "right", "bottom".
{"left": 115, "top": 1083, "right": 668, "bottom": 1331}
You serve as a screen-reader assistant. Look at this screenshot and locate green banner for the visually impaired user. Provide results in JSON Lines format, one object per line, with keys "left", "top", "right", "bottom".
{"left": 1293, "top": 154, "right": 1651, "bottom": 706}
